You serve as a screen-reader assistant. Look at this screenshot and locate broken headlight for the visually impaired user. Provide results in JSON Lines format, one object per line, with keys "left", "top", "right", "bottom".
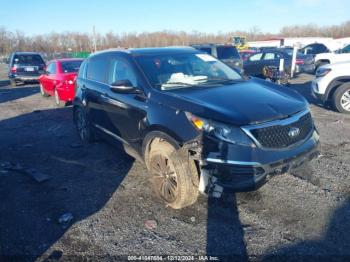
{"left": 185, "top": 112, "right": 254, "bottom": 146}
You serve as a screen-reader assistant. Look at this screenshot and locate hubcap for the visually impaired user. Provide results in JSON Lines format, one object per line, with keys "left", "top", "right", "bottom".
{"left": 340, "top": 90, "right": 350, "bottom": 111}
{"left": 150, "top": 154, "right": 178, "bottom": 203}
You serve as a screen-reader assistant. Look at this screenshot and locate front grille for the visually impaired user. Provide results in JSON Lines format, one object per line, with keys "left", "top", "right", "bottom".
{"left": 249, "top": 112, "right": 313, "bottom": 148}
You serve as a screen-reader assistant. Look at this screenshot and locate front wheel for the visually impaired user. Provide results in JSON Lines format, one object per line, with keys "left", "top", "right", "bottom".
{"left": 148, "top": 139, "right": 199, "bottom": 209}
{"left": 332, "top": 83, "right": 350, "bottom": 114}
{"left": 40, "top": 84, "right": 49, "bottom": 97}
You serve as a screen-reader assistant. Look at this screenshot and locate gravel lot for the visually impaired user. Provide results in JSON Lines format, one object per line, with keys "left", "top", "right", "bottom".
{"left": 0, "top": 63, "right": 349, "bottom": 262}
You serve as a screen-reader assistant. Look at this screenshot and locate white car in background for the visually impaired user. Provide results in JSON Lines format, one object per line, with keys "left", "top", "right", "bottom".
{"left": 312, "top": 61, "right": 350, "bottom": 113}
{"left": 314, "top": 44, "right": 350, "bottom": 70}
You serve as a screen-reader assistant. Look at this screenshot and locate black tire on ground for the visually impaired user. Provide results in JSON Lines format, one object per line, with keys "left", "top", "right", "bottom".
{"left": 74, "top": 107, "right": 96, "bottom": 143}
{"left": 40, "top": 84, "right": 49, "bottom": 97}
{"left": 148, "top": 139, "right": 199, "bottom": 209}
{"left": 54, "top": 89, "right": 65, "bottom": 107}
{"left": 332, "top": 83, "right": 350, "bottom": 114}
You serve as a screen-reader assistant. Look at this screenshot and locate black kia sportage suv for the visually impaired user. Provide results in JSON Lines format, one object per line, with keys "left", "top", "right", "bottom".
{"left": 73, "top": 47, "right": 319, "bottom": 209}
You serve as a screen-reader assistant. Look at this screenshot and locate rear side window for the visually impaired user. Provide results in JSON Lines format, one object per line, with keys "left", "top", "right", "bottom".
{"left": 78, "top": 60, "right": 87, "bottom": 78}
{"left": 342, "top": 45, "right": 350, "bottom": 53}
{"left": 61, "top": 60, "right": 83, "bottom": 73}
{"left": 216, "top": 46, "right": 240, "bottom": 59}
{"left": 13, "top": 54, "right": 44, "bottom": 65}
{"left": 86, "top": 56, "right": 108, "bottom": 83}
{"left": 263, "top": 53, "right": 276, "bottom": 60}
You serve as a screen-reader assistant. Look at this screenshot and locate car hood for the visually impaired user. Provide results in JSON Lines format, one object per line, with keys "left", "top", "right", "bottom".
{"left": 153, "top": 78, "right": 308, "bottom": 126}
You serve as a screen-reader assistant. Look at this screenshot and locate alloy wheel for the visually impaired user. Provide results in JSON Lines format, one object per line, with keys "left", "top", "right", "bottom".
{"left": 340, "top": 90, "right": 350, "bottom": 112}
{"left": 150, "top": 154, "right": 178, "bottom": 203}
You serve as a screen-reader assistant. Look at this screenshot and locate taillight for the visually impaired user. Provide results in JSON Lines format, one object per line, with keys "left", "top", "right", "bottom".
{"left": 11, "top": 66, "right": 17, "bottom": 73}
{"left": 295, "top": 59, "right": 305, "bottom": 65}
{"left": 64, "top": 80, "right": 74, "bottom": 85}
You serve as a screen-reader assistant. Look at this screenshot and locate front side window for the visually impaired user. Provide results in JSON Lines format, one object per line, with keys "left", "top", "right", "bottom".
{"left": 86, "top": 56, "right": 108, "bottom": 83}
{"left": 108, "top": 59, "right": 137, "bottom": 86}
{"left": 135, "top": 52, "right": 243, "bottom": 91}
{"left": 248, "top": 53, "right": 263, "bottom": 61}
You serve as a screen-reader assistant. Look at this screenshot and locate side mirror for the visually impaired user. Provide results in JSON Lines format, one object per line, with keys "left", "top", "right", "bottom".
{"left": 110, "top": 79, "right": 137, "bottom": 93}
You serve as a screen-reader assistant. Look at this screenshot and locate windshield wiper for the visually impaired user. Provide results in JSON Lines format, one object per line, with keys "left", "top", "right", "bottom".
{"left": 203, "top": 78, "right": 243, "bottom": 85}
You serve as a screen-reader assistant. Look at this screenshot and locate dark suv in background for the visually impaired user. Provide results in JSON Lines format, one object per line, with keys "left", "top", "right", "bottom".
{"left": 74, "top": 47, "right": 319, "bottom": 209}
{"left": 191, "top": 44, "right": 243, "bottom": 73}
{"left": 7, "top": 52, "right": 46, "bottom": 86}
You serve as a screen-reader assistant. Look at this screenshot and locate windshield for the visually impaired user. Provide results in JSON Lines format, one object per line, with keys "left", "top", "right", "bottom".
{"left": 61, "top": 60, "right": 83, "bottom": 73}
{"left": 135, "top": 53, "right": 243, "bottom": 90}
{"left": 13, "top": 54, "right": 44, "bottom": 65}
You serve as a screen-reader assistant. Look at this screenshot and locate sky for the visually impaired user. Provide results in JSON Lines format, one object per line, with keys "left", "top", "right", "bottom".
{"left": 0, "top": 0, "right": 349, "bottom": 35}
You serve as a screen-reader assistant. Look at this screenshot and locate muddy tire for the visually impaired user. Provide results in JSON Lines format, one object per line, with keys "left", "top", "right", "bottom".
{"left": 40, "top": 84, "right": 49, "bottom": 97}
{"left": 332, "top": 83, "right": 350, "bottom": 114}
{"left": 74, "top": 107, "right": 95, "bottom": 143}
{"left": 148, "top": 139, "right": 199, "bottom": 209}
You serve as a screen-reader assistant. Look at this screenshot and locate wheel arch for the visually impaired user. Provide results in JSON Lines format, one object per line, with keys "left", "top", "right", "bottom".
{"left": 142, "top": 128, "right": 183, "bottom": 170}
{"left": 325, "top": 76, "right": 350, "bottom": 102}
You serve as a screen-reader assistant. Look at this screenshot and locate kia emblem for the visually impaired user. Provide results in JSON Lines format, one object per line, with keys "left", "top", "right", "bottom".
{"left": 288, "top": 127, "right": 300, "bottom": 138}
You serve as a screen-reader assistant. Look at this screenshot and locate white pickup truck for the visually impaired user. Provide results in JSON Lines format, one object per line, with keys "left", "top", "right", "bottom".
{"left": 314, "top": 44, "right": 350, "bottom": 70}
{"left": 312, "top": 61, "right": 350, "bottom": 113}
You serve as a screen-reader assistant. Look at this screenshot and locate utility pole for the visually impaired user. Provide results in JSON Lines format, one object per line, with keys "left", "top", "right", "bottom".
{"left": 92, "top": 26, "right": 97, "bottom": 52}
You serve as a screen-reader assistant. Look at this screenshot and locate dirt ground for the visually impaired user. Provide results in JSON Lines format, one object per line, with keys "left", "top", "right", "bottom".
{"left": 0, "top": 63, "right": 349, "bottom": 262}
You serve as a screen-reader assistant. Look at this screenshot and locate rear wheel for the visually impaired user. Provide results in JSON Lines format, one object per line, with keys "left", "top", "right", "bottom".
{"left": 74, "top": 107, "right": 95, "bottom": 143}
{"left": 332, "top": 83, "right": 350, "bottom": 114}
{"left": 54, "top": 89, "right": 64, "bottom": 107}
{"left": 148, "top": 139, "right": 199, "bottom": 209}
{"left": 40, "top": 84, "right": 49, "bottom": 97}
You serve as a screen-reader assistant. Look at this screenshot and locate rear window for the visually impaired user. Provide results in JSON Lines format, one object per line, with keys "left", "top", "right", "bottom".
{"left": 216, "top": 46, "right": 240, "bottom": 60}
{"left": 13, "top": 54, "right": 44, "bottom": 65}
{"left": 61, "top": 60, "right": 83, "bottom": 73}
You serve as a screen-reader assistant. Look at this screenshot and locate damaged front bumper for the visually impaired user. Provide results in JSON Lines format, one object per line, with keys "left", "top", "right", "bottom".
{"left": 188, "top": 130, "right": 320, "bottom": 194}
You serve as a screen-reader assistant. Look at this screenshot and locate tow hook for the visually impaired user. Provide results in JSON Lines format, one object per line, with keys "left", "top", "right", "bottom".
{"left": 198, "top": 169, "right": 223, "bottom": 198}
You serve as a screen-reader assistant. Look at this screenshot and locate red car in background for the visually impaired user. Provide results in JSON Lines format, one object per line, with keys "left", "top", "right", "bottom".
{"left": 39, "top": 59, "right": 84, "bottom": 106}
